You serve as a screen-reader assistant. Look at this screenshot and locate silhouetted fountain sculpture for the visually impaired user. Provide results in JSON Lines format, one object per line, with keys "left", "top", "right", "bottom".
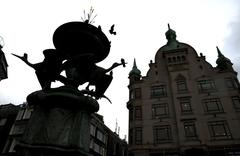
{"left": 13, "top": 21, "right": 125, "bottom": 156}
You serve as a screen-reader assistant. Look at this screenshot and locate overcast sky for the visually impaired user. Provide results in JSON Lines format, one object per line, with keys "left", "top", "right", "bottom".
{"left": 0, "top": 0, "right": 239, "bottom": 140}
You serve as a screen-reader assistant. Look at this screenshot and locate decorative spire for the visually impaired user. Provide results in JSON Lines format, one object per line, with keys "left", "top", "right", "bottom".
{"left": 129, "top": 58, "right": 141, "bottom": 76}
{"left": 217, "top": 46, "right": 224, "bottom": 57}
{"left": 133, "top": 58, "right": 137, "bottom": 68}
{"left": 216, "top": 46, "right": 233, "bottom": 71}
{"left": 216, "top": 46, "right": 230, "bottom": 61}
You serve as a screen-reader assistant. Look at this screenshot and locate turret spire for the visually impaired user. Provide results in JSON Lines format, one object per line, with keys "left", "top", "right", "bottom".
{"left": 217, "top": 46, "right": 224, "bottom": 57}
{"left": 133, "top": 58, "right": 137, "bottom": 68}
{"left": 129, "top": 58, "right": 141, "bottom": 76}
{"left": 216, "top": 46, "right": 233, "bottom": 71}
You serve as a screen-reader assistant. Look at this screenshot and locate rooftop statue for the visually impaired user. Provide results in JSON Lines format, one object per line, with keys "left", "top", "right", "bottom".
{"left": 12, "top": 20, "right": 126, "bottom": 101}
{"left": 13, "top": 10, "right": 126, "bottom": 156}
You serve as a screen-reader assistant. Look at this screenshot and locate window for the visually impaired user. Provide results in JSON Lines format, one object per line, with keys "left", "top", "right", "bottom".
{"left": 16, "top": 109, "right": 25, "bottom": 120}
{"left": 99, "top": 146, "right": 105, "bottom": 156}
{"left": 232, "top": 96, "right": 240, "bottom": 110}
{"left": 151, "top": 85, "right": 167, "bottom": 98}
{"left": 153, "top": 125, "right": 172, "bottom": 143}
{"left": 90, "top": 138, "right": 94, "bottom": 149}
{"left": 179, "top": 98, "right": 192, "bottom": 114}
{"left": 225, "top": 78, "right": 237, "bottom": 89}
{"left": 129, "top": 107, "right": 133, "bottom": 121}
{"left": 177, "top": 56, "right": 181, "bottom": 62}
{"left": 173, "top": 57, "right": 176, "bottom": 62}
{"left": 96, "top": 130, "right": 105, "bottom": 143}
{"left": 15, "top": 107, "right": 33, "bottom": 121}
{"left": 175, "top": 74, "right": 187, "bottom": 93}
{"left": 150, "top": 153, "right": 179, "bottom": 156}
{"left": 130, "top": 88, "right": 142, "bottom": 100}
{"left": 184, "top": 121, "right": 197, "bottom": 140}
{"left": 93, "top": 143, "right": 100, "bottom": 153}
{"left": 93, "top": 142, "right": 106, "bottom": 155}
{"left": 130, "top": 90, "right": 134, "bottom": 99}
{"left": 90, "top": 124, "right": 96, "bottom": 136}
{"left": 8, "top": 139, "right": 17, "bottom": 153}
{"left": 23, "top": 108, "right": 33, "bottom": 119}
{"left": 168, "top": 57, "right": 172, "bottom": 63}
{"left": 10, "top": 123, "right": 26, "bottom": 135}
{"left": 134, "top": 88, "right": 142, "bottom": 99}
{"left": 152, "top": 103, "right": 169, "bottom": 119}
{"left": 182, "top": 56, "right": 186, "bottom": 61}
{"left": 129, "top": 129, "right": 133, "bottom": 145}
{"left": 177, "top": 80, "right": 188, "bottom": 92}
{"left": 3, "top": 139, "right": 17, "bottom": 153}
{"left": 135, "top": 106, "right": 142, "bottom": 120}
{"left": 228, "top": 151, "right": 240, "bottom": 156}
{"left": 202, "top": 98, "right": 223, "bottom": 113}
{"left": 167, "top": 55, "right": 187, "bottom": 65}
{"left": 0, "top": 118, "right": 7, "bottom": 126}
{"left": 208, "top": 121, "right": 232, "bottom": 140}
{"left": 135, "top": 127, "right": 142, "bottom": 145}
{"left": 197, "top": 80, "right": 216, "bottom": 92}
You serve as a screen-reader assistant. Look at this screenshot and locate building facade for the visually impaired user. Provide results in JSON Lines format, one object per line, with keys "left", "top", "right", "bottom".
{"left": 1, "top": 103, "right": 127, "bottom": 156}
{"left": 90, "top": 114, "right": 128, "bottom": 156}
{"left": 127, "top": 25, "right": 240, "bottom": 156}
{"left": 0, "top": 104, "right": 19, "bottom": 154}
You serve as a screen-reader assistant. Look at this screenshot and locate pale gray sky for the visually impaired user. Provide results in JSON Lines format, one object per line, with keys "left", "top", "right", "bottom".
{"left": 0, "top": 0, "right": 239, "bottom": 139}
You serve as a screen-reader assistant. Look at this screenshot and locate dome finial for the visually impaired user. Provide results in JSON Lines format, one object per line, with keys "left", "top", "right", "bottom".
{"left": 168, "top": 23, "right": 170, "bottom": 30}
{"left": 165, "top": 23, "right": 178, "bottom": 46}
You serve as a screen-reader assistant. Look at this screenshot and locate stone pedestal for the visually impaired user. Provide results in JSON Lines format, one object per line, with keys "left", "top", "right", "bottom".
{"left": 16, "top": 86, "right": 99, "bottom": 156}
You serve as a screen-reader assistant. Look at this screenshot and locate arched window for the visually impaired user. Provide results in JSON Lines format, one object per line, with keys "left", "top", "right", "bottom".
{"left": 175, "top": 74, "right": 188, "bottom": 92}
{"left": 168, "top": 57, "right": 172, "bottom": 63}
{"left": 173, "top": 57, "right": 176, "bottom": 62}
{"left": 182, "top": 55, "right": 186, "bottom": 61}
{"left": 177, "top": 56, "right": 181, "bottom": 62}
